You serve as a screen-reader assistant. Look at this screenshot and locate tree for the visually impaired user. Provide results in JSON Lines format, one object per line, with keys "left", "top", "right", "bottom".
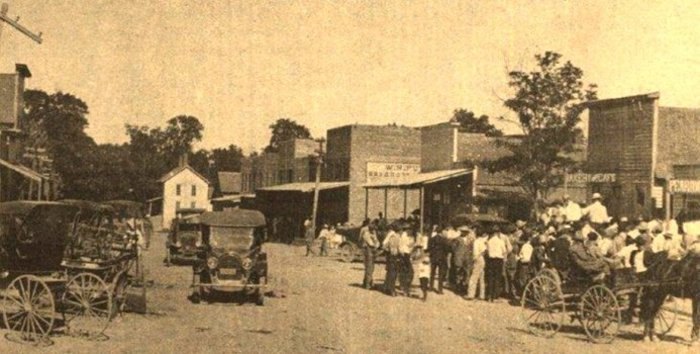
{"left": 23, "top": 90, "right": 100, "bottom": 199}
{"left": 489, "top": 51, "right": 597, "bottom": 204}
{"left": 449, "top": 109, "right": 503, "bottom": 136}
{"left": 264, "top": 118, "right": 311, "bottom": 153}
{"left": 161, "top": 115, "right": 204, "bottom": 165}
{"left": 210, "top": 144, "right": 244, "bottom": 172}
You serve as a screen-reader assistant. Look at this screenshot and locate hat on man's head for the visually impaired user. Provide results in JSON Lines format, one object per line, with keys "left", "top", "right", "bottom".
{"left": 638, "top": 222, "right": 649, "bottom": 231}
{"left": 592, "top": 193, "right": 602, "bottom": 200}
{"left": 458, "top": 225, "right": 470, "bottom": 232}
{"left": 620, "top": 216, "right": 629, "bottom": 223}
{"left": 515, "top": 220, "right": 527, "bottom": 228}
{"left": 651, "top": 226, "right": 663, "bottom": 234}
{"left": 571, "top": 231, "right": 585, "bottom": 241}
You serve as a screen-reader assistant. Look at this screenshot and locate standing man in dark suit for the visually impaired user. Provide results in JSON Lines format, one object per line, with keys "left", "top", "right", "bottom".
{"left": 428, "top": 225, "right": 448, "bottom": 294}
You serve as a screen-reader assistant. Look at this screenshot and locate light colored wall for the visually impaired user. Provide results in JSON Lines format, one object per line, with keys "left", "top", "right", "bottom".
{"left": 162, "top": 168, "right": 211, "bottom": 229}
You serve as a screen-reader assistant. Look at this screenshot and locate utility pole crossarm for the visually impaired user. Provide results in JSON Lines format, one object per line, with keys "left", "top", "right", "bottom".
{"left": 0, "top": 3, "right": 43, "bottom": 44}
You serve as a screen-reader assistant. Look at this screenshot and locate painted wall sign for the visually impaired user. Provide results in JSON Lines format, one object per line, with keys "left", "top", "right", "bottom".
{"left": 669, "top": 179, "right": 700, "bottom": 194}
{"left": 366, "top": 162, "right": 420, "bottom": 183}
{"left": 566, "top": 173, "right": 617, "bottom": 185}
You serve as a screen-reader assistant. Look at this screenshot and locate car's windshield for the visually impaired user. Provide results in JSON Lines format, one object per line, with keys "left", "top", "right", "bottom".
{"left": 209, "top": 227, "right": 253, "bottom": 251}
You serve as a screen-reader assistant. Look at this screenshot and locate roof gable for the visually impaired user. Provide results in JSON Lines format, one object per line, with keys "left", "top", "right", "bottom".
{"left": 217, "top": 171, "right": 241, "bottom": 194}
{"left": 158, "top": 165, "right": 210, "bottom": 184}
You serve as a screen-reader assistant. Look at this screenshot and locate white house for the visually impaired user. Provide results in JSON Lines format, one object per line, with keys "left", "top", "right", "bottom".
{"left": 159, "top": 164, "right": 211, "bottom": 229}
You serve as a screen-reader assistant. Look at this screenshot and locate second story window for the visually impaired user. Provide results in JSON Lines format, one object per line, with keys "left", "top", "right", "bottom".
{"left": 176, "top": 184, "right": 181, "bottom": 196}
{"left": 191, "top": 185, "right": 197, "bottom": 196}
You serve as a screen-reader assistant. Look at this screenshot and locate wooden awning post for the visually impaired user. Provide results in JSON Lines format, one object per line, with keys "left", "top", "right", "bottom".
{"left": 403, "top": 188, "right": 407, "bottom": 218}
{"left": 364, "top": 188, "right": 369, "bottom": 220}
{"left": 384, "top": 188, "right": 388, "bottom": 219}
{"left": 419, "top": 186, "right": 424, "bottom": 234}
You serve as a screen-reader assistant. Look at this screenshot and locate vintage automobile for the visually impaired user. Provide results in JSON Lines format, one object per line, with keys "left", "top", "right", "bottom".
{"left": 190, "top": 209, "right": 268, "bottom": 305}
{"left": 165, "top": 208, "right": 207, "bottom": 266}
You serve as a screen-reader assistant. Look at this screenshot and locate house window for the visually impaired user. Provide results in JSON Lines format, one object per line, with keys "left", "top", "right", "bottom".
{"left": 191, "top": 201, "right": 196, "bottom": 208}
{"left": 176, "top": 184, "right": 181, "bottom": 196}
{"left": 191, "top": 185, "right": 197, "bottom": 196}
{"left": 176, "top": 201, "right": 181, "bottom": 211}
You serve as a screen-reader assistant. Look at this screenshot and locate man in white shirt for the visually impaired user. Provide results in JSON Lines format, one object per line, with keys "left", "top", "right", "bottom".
{"left": 485, "top": 227, "right": 507, "bottom": 302}
{"left": 582, "top": 193, "right": 610, "bottom": 226}
{"left": 560, "top": 195, "right": 583, "bottom": 223}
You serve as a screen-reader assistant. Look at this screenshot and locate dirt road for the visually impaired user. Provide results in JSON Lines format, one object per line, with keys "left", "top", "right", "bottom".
{"left": 1, "top": 235, "right": 697, "bottom": 353}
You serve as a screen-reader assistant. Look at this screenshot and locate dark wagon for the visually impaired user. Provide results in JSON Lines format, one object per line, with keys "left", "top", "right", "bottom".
{"left": 0, "top": 201, "right": 116, "bottom": 345}
{"left": 190, "top": 209, "right": 268, "bottom": 305}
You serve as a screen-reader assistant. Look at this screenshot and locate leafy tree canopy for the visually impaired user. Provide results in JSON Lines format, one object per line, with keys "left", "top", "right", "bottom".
{"left": 265, "top": 118, "right": 311, "bottom": 153}
{"left": 489, "top": 51, "right": 597, "bottom": 203}
{"left": 449, "top": 109, "right": 503, "bottom": 137}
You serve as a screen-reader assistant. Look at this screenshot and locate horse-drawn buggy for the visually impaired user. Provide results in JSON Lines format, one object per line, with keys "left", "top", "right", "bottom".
{"left": 520, "top": 253, "right": 686, "bottom": 343}
{"left": 60, "top": 199, "right": 146, "bottom": 338}
{"left": 0, "top": 201, "right": 118, "bottom": 345}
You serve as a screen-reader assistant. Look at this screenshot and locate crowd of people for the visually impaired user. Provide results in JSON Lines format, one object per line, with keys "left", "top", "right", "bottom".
{"left": 350, "top": 192, "right": 700, "bottom": 304}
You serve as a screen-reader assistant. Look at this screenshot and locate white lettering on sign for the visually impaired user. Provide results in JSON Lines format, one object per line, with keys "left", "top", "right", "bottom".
{"left": 366, "top": 162, "right": 420, "bottom": 183}
{"left": 669, "top": 179, "right": 700, "bottom": 194}
{"left": 566, "top": 173, "right": 616, "bottom": 185}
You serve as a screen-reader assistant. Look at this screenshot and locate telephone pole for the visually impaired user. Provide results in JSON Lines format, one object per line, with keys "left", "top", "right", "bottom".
{"left": 310, "top": 138, "right": 325, "bottom": 234}
{"left": 0, "top": 3, "right": 43, "bottom": 45}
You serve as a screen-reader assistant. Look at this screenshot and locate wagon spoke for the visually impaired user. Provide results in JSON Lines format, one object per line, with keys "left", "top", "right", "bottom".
{"left": 11, "top": 312, "right": 26, "bottom": 331}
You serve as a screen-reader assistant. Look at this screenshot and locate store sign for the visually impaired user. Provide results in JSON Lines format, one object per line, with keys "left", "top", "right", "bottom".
{"left": 366, "top": 162, "right": 420, "bottom": 183}
{"left": 566, "top": 173, "right": 616, "bottom": 185}
{"left": 669, "top": 179, "right": 700, "bottom": 194}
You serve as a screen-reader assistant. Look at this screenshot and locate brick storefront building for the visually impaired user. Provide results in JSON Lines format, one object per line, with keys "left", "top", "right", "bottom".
{"left": 586, "top": 92, "right": 700, "bottom": 219}
{"left": 325, "top": 124, "right": 421, "bottom": 224}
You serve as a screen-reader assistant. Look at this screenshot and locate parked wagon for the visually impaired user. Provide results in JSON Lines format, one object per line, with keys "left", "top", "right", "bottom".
{"left": 520, "top": 265, "right": 679, "bottom": 343}
{"left": 0, "top": 201, "right": 115, "bottom": 345}
{"left": 60, "top": 199, "right": 146, "bottom": 338}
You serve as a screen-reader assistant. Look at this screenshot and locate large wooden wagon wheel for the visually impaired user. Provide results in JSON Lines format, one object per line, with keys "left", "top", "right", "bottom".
{"left": 1, "top": 275, "right": 55, "bottom": 345}
{"left": 580, "top": 285, "right": 621, "bottom": 344}
{"left": 339, "top": 243, "right": 356, "bottom": 263}
{"left": 111, "top": 270, "right": 130, "bottom": 317}
{"left": 61, "top": 272, "right": 113, "bottom": 340}
{"left": 654, "top": 295, "right": 678, "bottom": 337}
{"left": 520, "top": 275, "right": 566, "bottom": 337}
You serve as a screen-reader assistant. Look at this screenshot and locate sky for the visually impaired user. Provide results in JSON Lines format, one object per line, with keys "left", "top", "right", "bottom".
{"left": 1, "top": 0, "right": 699, "bottom": 153}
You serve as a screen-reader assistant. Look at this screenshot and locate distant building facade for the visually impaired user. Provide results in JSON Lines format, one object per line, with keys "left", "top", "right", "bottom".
{"left": 325, "top": 124, "right": 421, "bottom": 224}
{"left": 159, "top": 164, "right": 211, "bottom": 229}
{"left": 241, "top": 138, "right": 318, "bottom": 194}
{"left": 587, "top": 92, "right": 700, "bottom": 219}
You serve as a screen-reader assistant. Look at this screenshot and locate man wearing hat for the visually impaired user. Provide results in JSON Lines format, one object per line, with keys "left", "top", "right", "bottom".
{"left": 451, "top": 225, "right": 474, "bottom": 295}
{"left": 560, "top": 194, "right": 582, "bottom": 223}
{"left": 318, "top": 224, "right": 331, "bottom": 256}
{"left": 569, "top": 230, "right": 610, "bottom": 281}
{"left": 583, "top": 193, "right": 609, "bottom": 231}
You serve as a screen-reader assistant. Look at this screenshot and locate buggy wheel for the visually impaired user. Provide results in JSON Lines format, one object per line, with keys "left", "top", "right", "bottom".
{"left": 111, "top": 271, "right": 130, "bottom": 317}
{"left": 62, "top": 272, "right": 113, "bottom": 340}
{"left": 580, "top": 285, "right": 621, "bottom": 344}
{"left": 2, "top": 275, "right": 55, "bottom": 345}
{"left": 520, "top": 275, "right": 565, "bottom": 338}
{"left": 339, "top": 244, "right": 355, "bottom": 263}
{"left": 536, "top": 268, "right": 561, "bottom": 288}
{"left": 654, "top": 296, "right": 678, "bottom": 337}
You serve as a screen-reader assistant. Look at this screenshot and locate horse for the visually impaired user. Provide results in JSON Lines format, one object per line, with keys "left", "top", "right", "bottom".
{"left": 638, "top": 250, "right": 700, "bottom": 344}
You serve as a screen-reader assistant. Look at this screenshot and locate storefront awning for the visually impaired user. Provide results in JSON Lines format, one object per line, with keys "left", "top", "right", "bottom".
{"left": 210, "top": 194, "right": 242, "bottom": 202}
{"left": 257, "top": 182, "right": 350, "bottom": 193}
{"left": 0, "top": 158, "right": 45, "bottom": 182}
{"left": 363, "top": 168, "right": 473, "bottom": 189}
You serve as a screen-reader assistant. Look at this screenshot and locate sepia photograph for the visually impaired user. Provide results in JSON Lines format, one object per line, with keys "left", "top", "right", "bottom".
{"left": 0, "top": 1, "right": 699, "bottom": 353}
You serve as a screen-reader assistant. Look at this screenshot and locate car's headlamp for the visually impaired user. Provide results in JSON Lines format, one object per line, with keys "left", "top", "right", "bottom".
{"left": 207, "top": 257, "right": 219, "bottom": 269}
{"left": 195, "top": 240, "right": 202, "bottom": 247}
{"left": 175, "top": 241, "right": 182, "bottom": 248}
{"left": 242, "top": 258, "right": 252, "bottom": 270}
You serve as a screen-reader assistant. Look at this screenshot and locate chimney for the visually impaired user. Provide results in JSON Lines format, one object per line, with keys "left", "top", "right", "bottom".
{"left": 179, "top": 153, "right": 189, "bottom": 167}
